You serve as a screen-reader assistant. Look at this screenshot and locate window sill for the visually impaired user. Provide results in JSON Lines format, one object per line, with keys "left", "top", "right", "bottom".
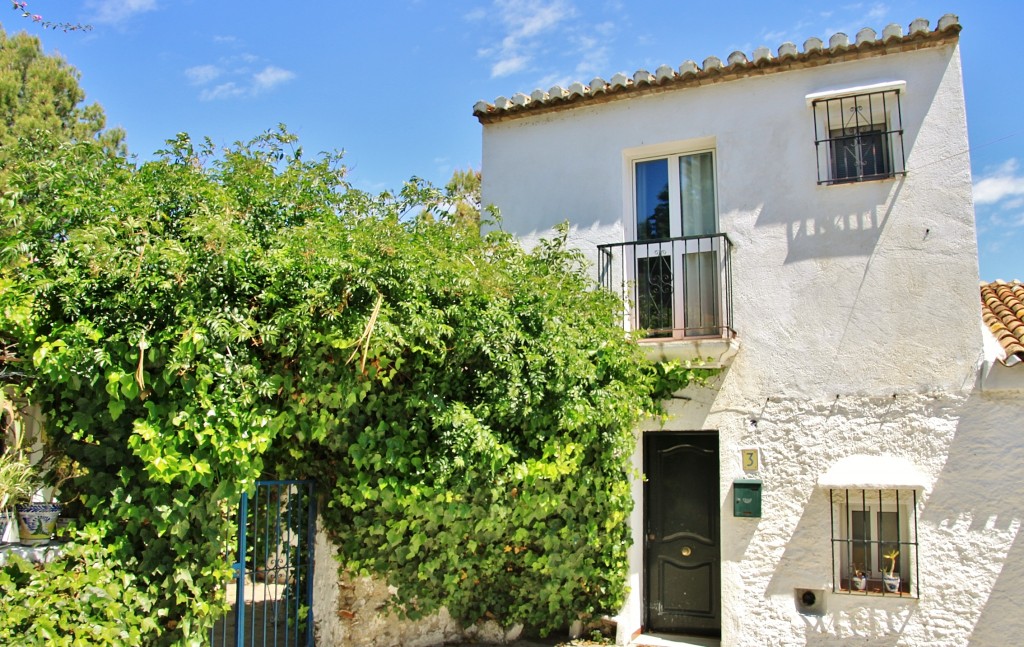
{"left": 819, "top": 172, "right": 904, "bottom": 186}
{"left": 639, "top": 336, "right": 739, "bottom": 368}
{"left": 837, "top": 580, "right": 915, "bottom": 598}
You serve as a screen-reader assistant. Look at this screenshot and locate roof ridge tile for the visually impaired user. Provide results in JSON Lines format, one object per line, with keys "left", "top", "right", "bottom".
{"left": 473, "top": 14, "right": 962, "bottom": 121}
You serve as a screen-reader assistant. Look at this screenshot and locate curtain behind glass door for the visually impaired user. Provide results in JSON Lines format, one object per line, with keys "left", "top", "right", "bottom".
{"left": 679, "top": 152, "right": 718, "bottom": 335}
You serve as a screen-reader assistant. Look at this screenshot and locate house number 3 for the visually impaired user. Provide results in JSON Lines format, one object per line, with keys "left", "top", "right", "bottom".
{"left": 741, "top": 449, "right": 759, "bottom": 472}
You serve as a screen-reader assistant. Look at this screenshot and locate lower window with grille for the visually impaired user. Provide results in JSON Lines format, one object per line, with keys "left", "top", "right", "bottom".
{"left": 830, "top": 488, "right": 919, "bottom": 597}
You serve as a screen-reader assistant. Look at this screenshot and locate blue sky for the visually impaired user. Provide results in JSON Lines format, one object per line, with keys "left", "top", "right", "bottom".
{"left": 6, "top": 1, "right": 1023, "bottom": 281}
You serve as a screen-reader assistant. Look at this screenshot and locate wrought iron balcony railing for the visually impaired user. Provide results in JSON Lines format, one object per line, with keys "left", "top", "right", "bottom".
{"left": 597, "top": 233, "right": 734, "bottom": 340}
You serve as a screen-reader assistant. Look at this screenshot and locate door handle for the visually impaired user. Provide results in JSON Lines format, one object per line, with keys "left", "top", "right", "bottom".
{"left": 681, "top": 546, "right": 692, "bottom": 557}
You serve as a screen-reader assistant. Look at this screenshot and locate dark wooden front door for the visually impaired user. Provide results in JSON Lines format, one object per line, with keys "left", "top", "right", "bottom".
{"left": 644, "top": 432, "right": 720, "bottom": 636}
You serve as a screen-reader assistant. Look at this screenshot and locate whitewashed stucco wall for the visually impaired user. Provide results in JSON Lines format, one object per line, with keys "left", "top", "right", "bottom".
{"left": 482, "top": 45, "right": 979, "bottom": 394}
{"left": 480, "top": 39, "right": 1016, "bottom": 647}
{"left": 622, "top": 381, "right": 1023, "bottom": 647}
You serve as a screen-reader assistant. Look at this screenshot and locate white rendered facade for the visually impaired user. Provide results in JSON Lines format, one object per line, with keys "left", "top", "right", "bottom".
{"left": 476, "top": 16, "right": 1023, "bottom": 647}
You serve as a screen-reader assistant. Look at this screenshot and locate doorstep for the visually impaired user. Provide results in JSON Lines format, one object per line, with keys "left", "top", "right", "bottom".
{"left": 631, "top": 634, "right": 720, "bottom": 647}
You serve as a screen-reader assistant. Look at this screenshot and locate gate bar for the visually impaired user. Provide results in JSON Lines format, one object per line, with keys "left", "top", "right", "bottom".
{"left": 235, "top": 490, "right": 250, "bottom": 647}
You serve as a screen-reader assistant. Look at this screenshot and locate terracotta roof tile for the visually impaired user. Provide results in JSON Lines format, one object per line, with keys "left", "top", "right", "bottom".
{"left": 981, "top": 280, "right": 1024, "bottom": 366}
{"left": 473, "top": 14, "right": 961, "bottom": 123}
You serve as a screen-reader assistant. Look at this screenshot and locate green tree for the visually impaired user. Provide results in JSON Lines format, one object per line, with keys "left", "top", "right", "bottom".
{"left": 0, "top": 128, "right": 712, "bottom": 642}
{"left": 445, "top": 166, "right": 482, "bottom": 230}
{"left": 0, "top": 25, "right": 122, "bottom": 163}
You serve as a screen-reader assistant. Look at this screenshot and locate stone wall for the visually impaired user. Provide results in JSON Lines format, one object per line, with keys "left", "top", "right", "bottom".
{"left": 312, "top": 528, "right": 524, "bottom": 647}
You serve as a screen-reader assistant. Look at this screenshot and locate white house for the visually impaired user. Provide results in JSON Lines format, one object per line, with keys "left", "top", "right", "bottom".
{"left": 475, "top": 14, "right": 1024, "bottom": 647}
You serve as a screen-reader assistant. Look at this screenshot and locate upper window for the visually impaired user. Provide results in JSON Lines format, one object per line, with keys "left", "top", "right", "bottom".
{"left": 830, "top": 125, "right": 890, "bottom": 181}
{"left": 630, "top": 151, "right": 726, "bottom": 338}
{"left": 596, "top": 147, "right": 735, "bottom": 340}
{"left": 810, "top": 85, "right": 906, "bottom": 185}
{"left": 634, "top": 151, "right": 717, "bottom": 242}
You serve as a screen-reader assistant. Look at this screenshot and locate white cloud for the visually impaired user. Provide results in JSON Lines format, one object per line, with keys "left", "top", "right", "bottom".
{"left": 187, "top": 43, "right": 295, "bottom": 101}
{"left": 572, "top": 34, "right": 608, "bottom": 79}
{"left": 185, "top": 65, "right": 222, "bottom": 86}
{"left": 491, "top": 56, "right": 529, "bottom": 78}
{"left": 984, "top": 210, "right": 1024, "bottom": 235}
{"left": 1004, "top": 197, "right": 1024, "bottom": 210}
{"left": 87, "top": 0, "right": 157, "bottom": 24}
{"left": 482, "top": 0, "right": 575, "bottom": 78}
{"left": 253, "top": 66, "right": 296, "bottom": 92}
{"left": 534, "top": 72, "right": 571, "bottom": 90}
{"left": 973, "top": 159, "right": 1024, "bottom": 205}
{"left": 866, "top": 3, "right": 889, "bottom": 22}
{"left": 199, "top": 82, "right": 246, "bottom": 102}
{"left": 225, "top": 53, "right": 260, "bottom": 65}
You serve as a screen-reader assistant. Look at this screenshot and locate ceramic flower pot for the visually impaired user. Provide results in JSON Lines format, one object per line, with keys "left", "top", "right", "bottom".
{"left": 882, "top": 573, "right": 901, "bottom": 593}
{"left": 15, "top": 502, "right": 62, "bottom": 546}
{"left": 852, "top": 574, "right": 867, "bottom": 591}
{"left": 0, "top": 510, "right": 9, "bottom": 542}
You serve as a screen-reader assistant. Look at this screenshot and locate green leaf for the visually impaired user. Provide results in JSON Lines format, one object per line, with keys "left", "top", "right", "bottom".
{"left": 108, "top": 399, "right": 126, "bottom": 421}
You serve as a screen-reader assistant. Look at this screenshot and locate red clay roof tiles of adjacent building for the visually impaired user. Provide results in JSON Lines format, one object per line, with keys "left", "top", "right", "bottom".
{"left": 981, "top": 280, "right": 1024, "bottom": 366}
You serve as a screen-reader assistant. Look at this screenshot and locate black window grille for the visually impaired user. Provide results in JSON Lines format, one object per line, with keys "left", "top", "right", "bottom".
{"left": 830, "top": 488, "right": 919, "bottom": 597}
{"left": 636, "top": 254, "right": 673, "bottom": 337}
{"left": 813, "top": 89, "right": 905, "bottom": 185}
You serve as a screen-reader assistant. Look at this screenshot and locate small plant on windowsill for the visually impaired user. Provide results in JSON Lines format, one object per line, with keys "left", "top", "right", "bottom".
{"left": 882, "top": 549, "right": 901, "bottom": 593}
{"left": 851, "top": 567, "right": 867, "bottom": 591}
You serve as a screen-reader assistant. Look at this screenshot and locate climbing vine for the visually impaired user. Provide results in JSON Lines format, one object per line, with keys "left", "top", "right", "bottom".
{"left": 0, "top": 128, "right": 713, "bottom": 641}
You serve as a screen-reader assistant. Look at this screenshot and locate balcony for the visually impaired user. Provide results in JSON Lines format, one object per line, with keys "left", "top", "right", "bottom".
{"left": 597, "top": 233, "right": 737, "bottom": 365}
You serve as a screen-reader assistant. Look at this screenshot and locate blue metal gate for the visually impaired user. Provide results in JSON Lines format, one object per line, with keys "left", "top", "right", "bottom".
{"left": 211, "top": 480, "right": 317, "bottom": 647}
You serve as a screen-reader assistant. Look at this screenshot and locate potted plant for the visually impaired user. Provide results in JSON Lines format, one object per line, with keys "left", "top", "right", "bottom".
{"left": 882, "top": 548, "right": 901, "bottom": 593}
{"left": 851, "top": 567, "right": 867, "bottom": 591}
{"left": 1, "top": 401, "right": 40, "bottom": 543}
{"left": 0, "top": 451, "right": 38, "bottom": 542}
{"left": 15, "top": 449, "right": 80, "bottom": 546}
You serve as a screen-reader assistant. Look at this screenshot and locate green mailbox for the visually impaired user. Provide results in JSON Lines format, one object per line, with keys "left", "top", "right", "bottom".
{"left": 733, "top": 479, "right": 762, "bottom": 517}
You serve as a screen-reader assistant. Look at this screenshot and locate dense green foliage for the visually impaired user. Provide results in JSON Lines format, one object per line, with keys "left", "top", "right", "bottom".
{"left": 0, "top": 128, "right": 712, "bottom": 642}
{"left": 0, "top": 24, "right": 122, "bottom": 164}
{"left": 442, "top": 167, "right": 482, "bottom": 231}
{"left": 0, "top": 541, "right": 159, "bottom": 646}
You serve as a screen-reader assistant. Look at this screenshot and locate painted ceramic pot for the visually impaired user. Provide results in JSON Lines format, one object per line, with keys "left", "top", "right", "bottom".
{"left": 0, "top": 510, "right": 9, "bottom": 542}
{"left": 882, "top": 574, "right": 901, "bottom": 593}
{"left": 852, "top": 574, "right": 867, "bottom": 591}
{"left": 15, "top": 502, "right": 62, "bottom": 546}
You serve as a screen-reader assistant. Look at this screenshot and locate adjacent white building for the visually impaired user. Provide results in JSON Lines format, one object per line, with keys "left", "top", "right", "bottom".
{"left": 475, "top": 14, "right": 1023, "bottom": 646}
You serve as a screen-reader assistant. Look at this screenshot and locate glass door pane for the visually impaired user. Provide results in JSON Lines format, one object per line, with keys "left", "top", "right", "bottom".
{"left": 682, "top": 251, "right": 718, "bottom": 336}
{"left": 678, "top": 152, "right": 718, "bottom": 336}
{"left": 636, "top": 159, "right": 670, "bottom": 241}
{"left": 679, "top": 152, "right": 716, "bottom": 236}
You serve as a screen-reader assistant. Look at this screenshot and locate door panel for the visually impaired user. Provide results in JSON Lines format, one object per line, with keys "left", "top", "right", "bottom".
{"left": 645, "top": 433, "right": 720, "bottom": 636}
